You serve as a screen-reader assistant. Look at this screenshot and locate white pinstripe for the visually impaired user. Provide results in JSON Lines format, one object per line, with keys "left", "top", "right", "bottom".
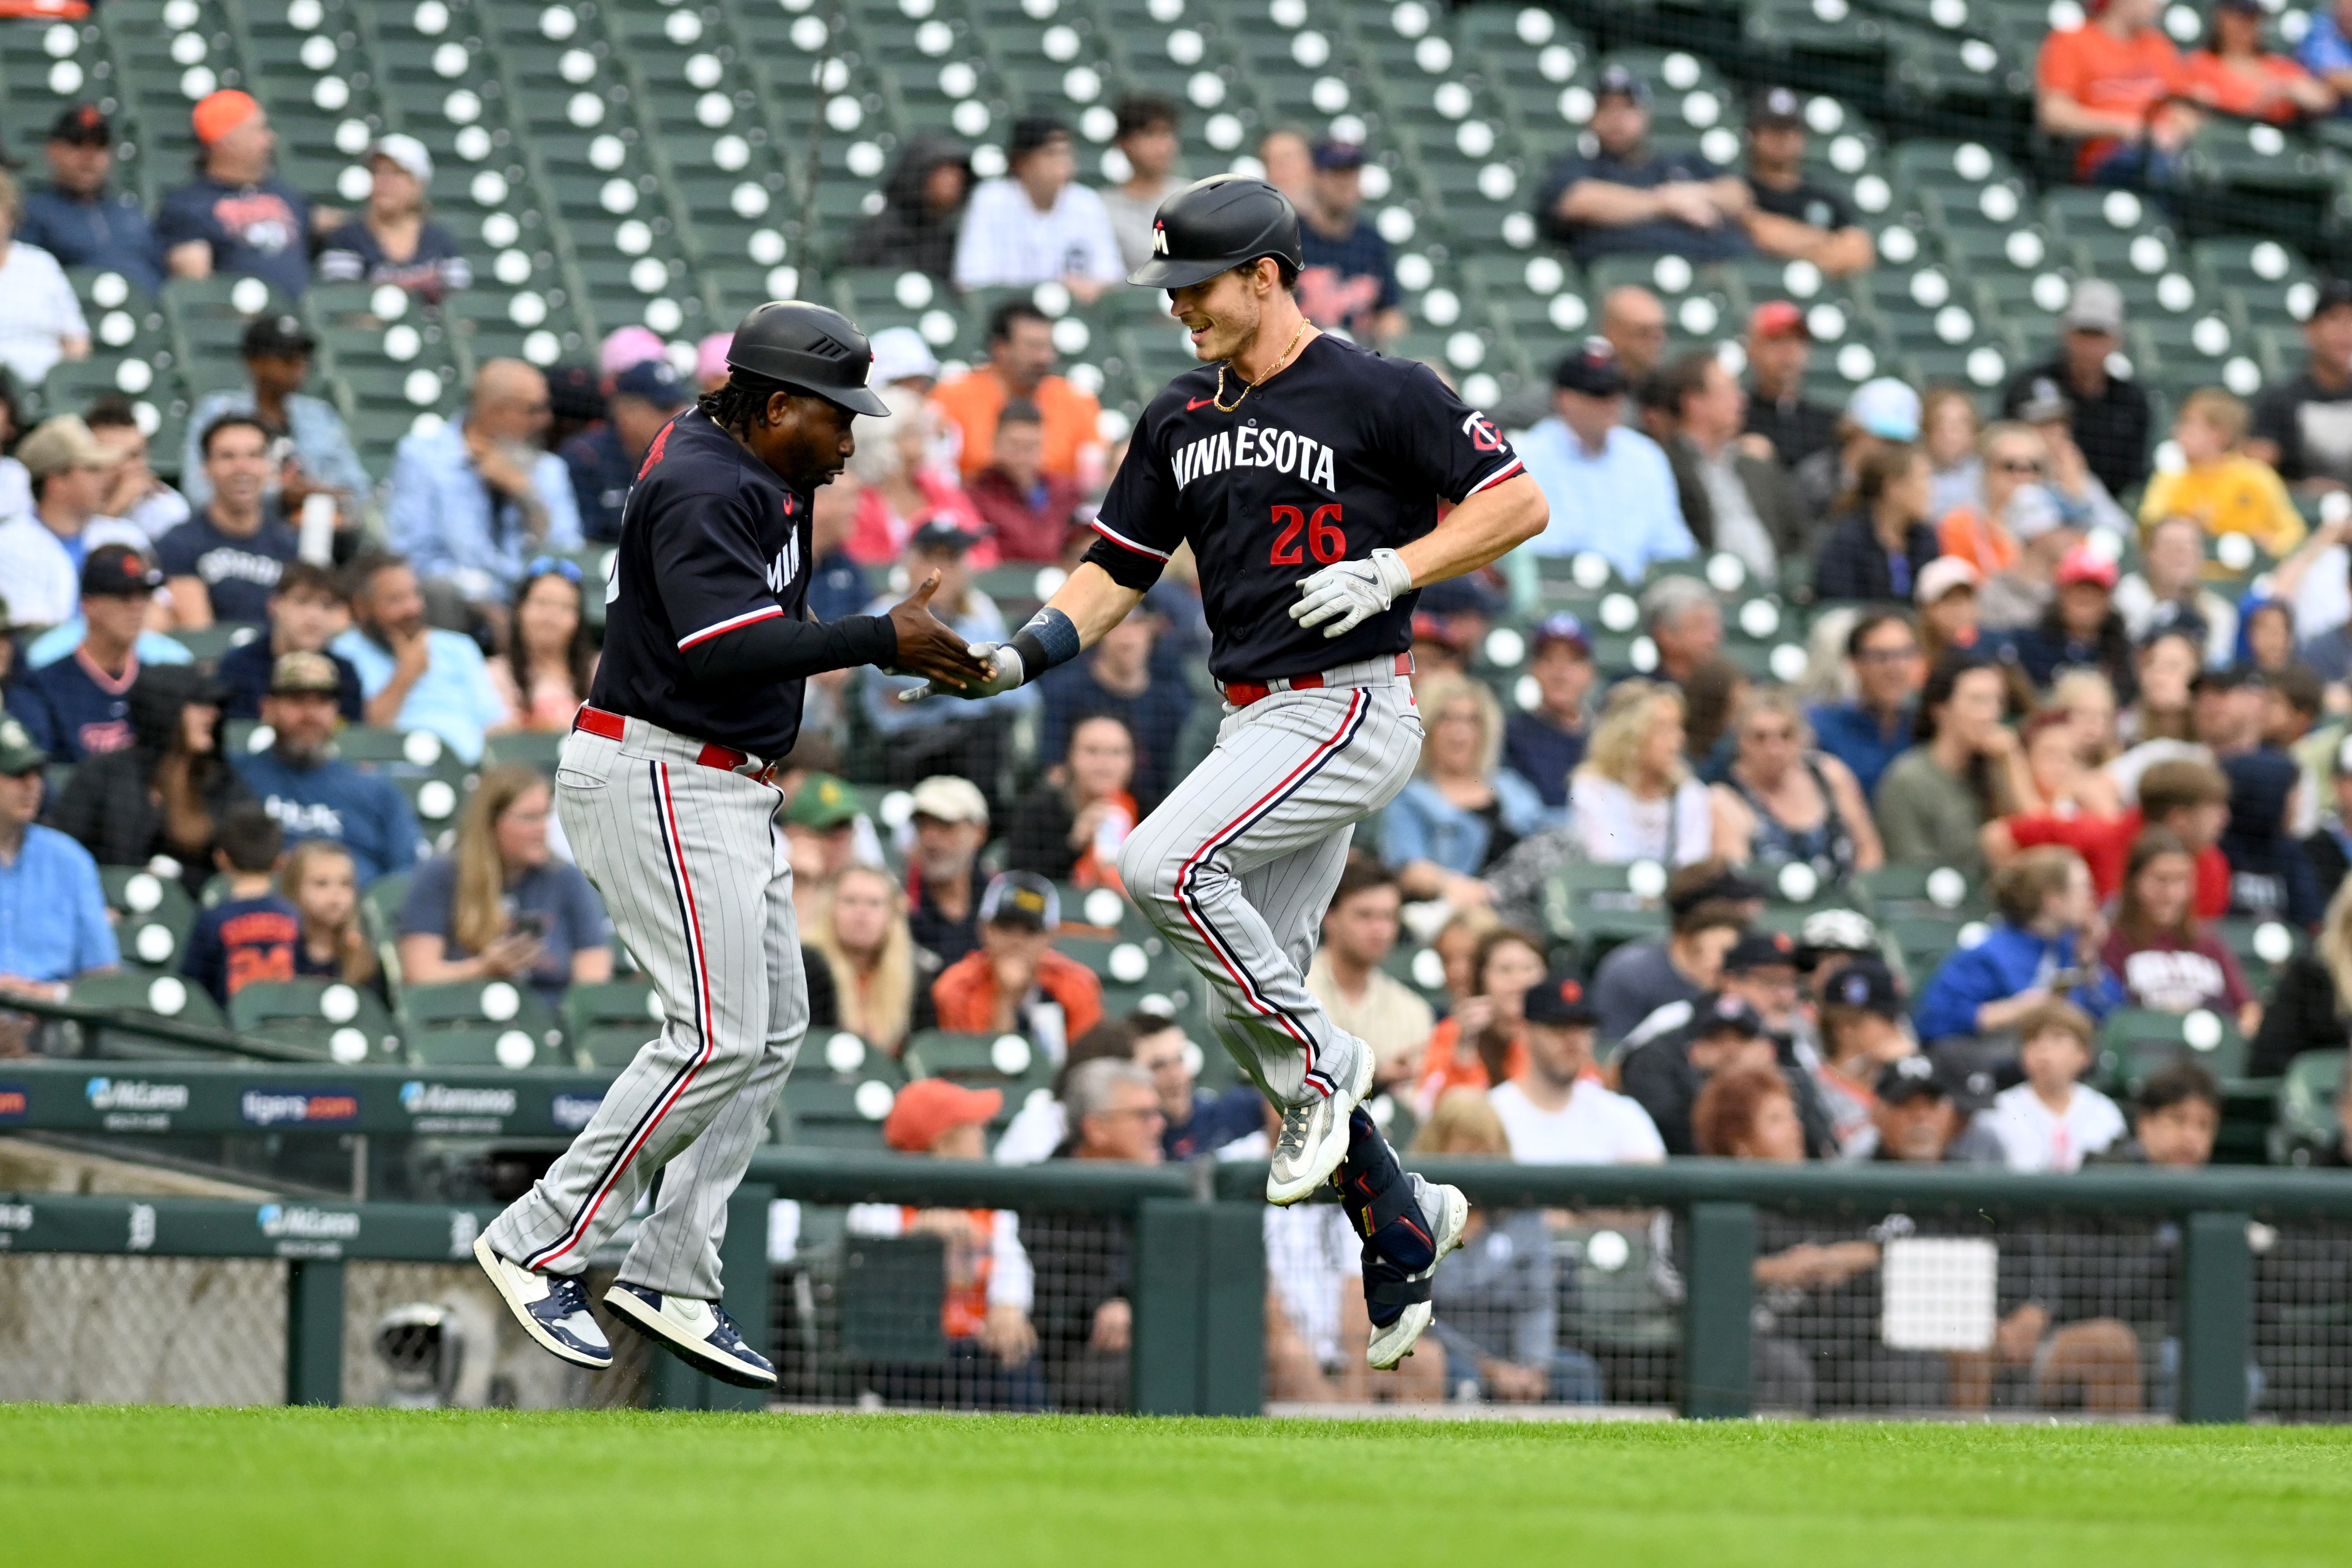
{"left": 484, "top": 714, "right": 807, "bottom": 1299}
{"left": 1117, "top": 673, "right": 1422, "bottom": 1105}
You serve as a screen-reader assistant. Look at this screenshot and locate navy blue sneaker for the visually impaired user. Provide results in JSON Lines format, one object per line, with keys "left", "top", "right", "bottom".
{"left": 473, "top": 1233, "right": 612, "bottom": 1370}
{"left": 604, "top": 1281, "right": 777, "bottom": 1389}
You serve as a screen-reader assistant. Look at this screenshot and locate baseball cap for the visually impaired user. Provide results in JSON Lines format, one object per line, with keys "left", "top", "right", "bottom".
{"left": 1915, "top": 555, "right": 1981, "bottom": 606}
{"left": 546, "top": 363, "right": 606, "bottom": 426}
{"left": 1874, "top": 1052, "right": 1951, "bottom": 1107}
{"left": 1749, "top": 86, "right": 1805, "bottom": 130}
{"left": 1823, "top": 955, "right": 1904, "bottom": 1019}
{"left": 908, "top": 774, "right": 989, "bottom": 825}
{"left": 2056, "top": 541, "right": 2119, "bottom": 590}
{"left": 2015, "top": 378, "right": 2072, "bottom": 425}
{"left": 1750, "top": 299, "right": 1809, "bottom": 340}
{"left": 17, "top": 415, "right": 124, "bottom": 479}
{"left": 909, "top": 518, "right": 980, "bottom": 554}
{"left": 1532, "top": 611, "right": 1593, "bottom": 657}
{"left": 1593, "top": 63, "right": 1651, "bottom": 105}
{"left": 696, "top": 330, "right": 736, "bottom": 386}
{"left": 366, "top": 133, "right": 434, "bottom": 187}
{"left": 1009, "top": 114, "right": 1071, "bottom": 159}
{"left": 1667, "top": 865, "right": 1770, "bottom": 917}
{"left": 1796, "top": 906, "right": 1880, "bottom": 963}
{"left": 192, "top": 89, "right": 262, "bottom": 147}
{"left": 600, "top": 325, "right": 669, "bottom": 378}
{"left": 1723, "top": 928, "right": 1798, "bottom": 974}
{"left": 2194, "top": 662, "right": 2265, "bottom": 694}
{"left": 783, "top": 772, "right": 862, "bottom": 832}
{"left": 979, "top": 870, "right": 1059, "bottom": 932}
{"left": 0, "top": 715, "right": 48, "bottom": 776}
{"left": 1410, "top": 611, "right": 1467, "bottom": 653}
{"left": 1692, "top": 990, "right": 1767, "bottom": 1038}
{"left": 2063, "top": 278, "right": 2126, "bottom": 336}
{"left": 268, "top": 650, "right": 342, "bottom": 696}
{"left": 1312, "top": 138, "right": 1367, "bottom": 171}
{"left": 1846, "top": 378, "right": 1921, "bottom": 441}
{"left": 48, "top": 103, "right": 111, "bottom": 147}
{"left": 1523, "top": 970, "right": 1599, "bottom": 1028}
{"left": 82, "top": 544, "right": 162, "bottom": 599}
{"left": 884, "top": 1077, "right": 1004, "bottom": 1152}
{"left": 241, "top": 313, "right": 316, "bottom": 360}
{"left": 2313, "top": 277, "right": 2352, "bottom": 320}
{"left": 868, "top": 325, "right": 937, "bottom": 386}
{"left": 1553, "top": 337, "right": 1626, "bottom": 397}
{"left": 612, "top": 358, "right": 691, "bottom": 411}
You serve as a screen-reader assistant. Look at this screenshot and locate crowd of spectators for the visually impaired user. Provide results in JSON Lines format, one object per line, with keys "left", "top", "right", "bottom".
{"left": 0, "top": 39, "right": 2349, "bottom": 1417}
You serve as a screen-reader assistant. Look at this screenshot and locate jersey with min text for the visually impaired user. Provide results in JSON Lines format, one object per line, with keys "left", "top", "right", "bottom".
{"left": 589, "top": 408, "right": 815, "bottom": 758}
{"left": 1083, "top": 334, "right": 1522, "bottom": 681}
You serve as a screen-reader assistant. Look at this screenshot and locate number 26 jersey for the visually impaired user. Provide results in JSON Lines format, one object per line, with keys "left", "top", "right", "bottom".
{"left": 1083, "top": 332, "right": 1522, "bottom": 684}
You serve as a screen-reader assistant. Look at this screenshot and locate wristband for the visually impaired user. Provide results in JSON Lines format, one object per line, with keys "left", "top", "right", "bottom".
{"left": 1008, "top": 606, "right": 1081, "bottom": 683}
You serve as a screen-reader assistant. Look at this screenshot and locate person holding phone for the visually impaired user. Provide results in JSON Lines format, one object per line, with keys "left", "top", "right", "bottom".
{"left": 395, "top": 761, "right": 612, "bottom": 1008}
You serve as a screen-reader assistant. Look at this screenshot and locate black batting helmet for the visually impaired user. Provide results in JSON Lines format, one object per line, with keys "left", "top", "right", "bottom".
{"left": 1128, "top": 175, "right": 1303, "bottom": 290}
{"left": 724, "top": 300, "right": 891, "bottom": 416}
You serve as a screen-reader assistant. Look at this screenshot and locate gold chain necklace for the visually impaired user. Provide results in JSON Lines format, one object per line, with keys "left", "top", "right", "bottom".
{"left": 1210, "top": 319, "right": 1312, "bottom": 413}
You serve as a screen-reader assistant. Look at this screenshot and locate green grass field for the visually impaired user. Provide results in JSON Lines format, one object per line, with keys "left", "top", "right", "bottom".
{"left": 7, "top": 1406, "right": 2352, "bottom": 1566}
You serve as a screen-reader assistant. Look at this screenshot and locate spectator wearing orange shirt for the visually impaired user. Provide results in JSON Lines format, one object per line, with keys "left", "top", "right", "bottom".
{"left": 1413, "top": 927, "right": 1548, "bottom": 1115}
{"left": 931, "top": 299, "right": 1102, "bottom": 487}
{"left": 2037, "top": 0, "right": 2201, "bottom": 186}
{"left": 1935, "top": 421, "right": 2047, "bottom": 576}
{"left": 931, "top": 873, "right": 1104, "bottom": 1054}
{"left": 2184, "top": 0, "right": 2335, "bottom": 121}
{"left": 849, "top": 1078, "right": 1045, "bottom": 1410}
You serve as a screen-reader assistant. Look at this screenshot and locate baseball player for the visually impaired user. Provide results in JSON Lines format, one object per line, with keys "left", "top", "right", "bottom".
{"left": 905, "top": 177, "right": 1547, "bottom": 1368}
{"left": 474, "top": 303, "right": 988, "bottom": 1386}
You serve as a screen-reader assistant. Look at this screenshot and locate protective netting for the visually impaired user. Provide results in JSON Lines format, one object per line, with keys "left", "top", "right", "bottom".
{"left": 0, "top": 1255, "right": 287, "bottom": 1406}
{"left": 770, "top": 1200, "right": 1128, "bottom": 1412}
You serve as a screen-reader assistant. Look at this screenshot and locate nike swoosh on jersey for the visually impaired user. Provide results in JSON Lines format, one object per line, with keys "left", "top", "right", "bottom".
{"left": 1186, "top": 396, "right": 1216, "bottom": 411}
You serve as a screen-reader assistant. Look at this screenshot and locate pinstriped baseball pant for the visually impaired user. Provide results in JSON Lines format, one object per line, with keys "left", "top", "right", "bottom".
{"left": 1117, "top": 665, "right": 1422, "bottom": 1105}
{"left": 483, "top": 714, "right": 808, "bottom": 1300}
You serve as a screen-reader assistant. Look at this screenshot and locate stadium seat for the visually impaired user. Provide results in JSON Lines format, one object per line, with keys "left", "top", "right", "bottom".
{"left": 2271, "top": 1048, "right": 2345, "bottom": 1166}
{"left": 69, "top": 970, "right": 228, "bottom": 1056}
{"left": 98, "top": 866, "right": 199, "bottom": 972}
{"left": 2095, "top": 1008, "right": 2251, "bottom": 1096}
{"left": 396, "top": 979, "right": 564, "bottom": 1068}
{"left": 229, "top": 978, "right": 403, "bottom": 1064}
{"left": 562, "top": 977, "right": 665, "bottom": 1069}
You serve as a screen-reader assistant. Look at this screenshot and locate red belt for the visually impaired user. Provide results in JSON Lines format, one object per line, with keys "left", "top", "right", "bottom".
{"left": 1221, "top": 653, "right": 1413, "bottom": 708}
{"left": 573, "top": 704, "right": 770, "bottom": 777}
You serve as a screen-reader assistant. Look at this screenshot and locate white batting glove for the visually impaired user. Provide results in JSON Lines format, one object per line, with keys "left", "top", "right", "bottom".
{"left": 1289, "top": 548, "right": 1415, "bottom": 638}
{"left": 894, "top": 642, "right": 1026, "bottom": 703}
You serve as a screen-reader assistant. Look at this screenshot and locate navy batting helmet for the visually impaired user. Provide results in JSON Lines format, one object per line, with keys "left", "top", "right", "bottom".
{"left": 1128, "top": 175, "right": 1304, "bottom": 290}
{"left": 724, "top": 300, "right": 891, "bottom": 416}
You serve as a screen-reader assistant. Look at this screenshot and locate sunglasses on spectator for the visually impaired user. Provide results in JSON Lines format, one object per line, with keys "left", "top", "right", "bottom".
{"left": 526, "top": 556, "right": 584, "bottom": 584}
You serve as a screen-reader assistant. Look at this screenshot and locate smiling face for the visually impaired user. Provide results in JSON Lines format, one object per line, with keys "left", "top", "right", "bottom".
{"left": 1168, "top": 259, "right": 1279, "bottom": 364}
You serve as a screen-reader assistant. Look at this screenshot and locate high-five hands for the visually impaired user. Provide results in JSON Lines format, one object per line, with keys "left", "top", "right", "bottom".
{"left": 1289, "top": 547, "right": 1414, "bottom": 638}
{"left": 883, "top": 572, "right": 995, "bottom": 692}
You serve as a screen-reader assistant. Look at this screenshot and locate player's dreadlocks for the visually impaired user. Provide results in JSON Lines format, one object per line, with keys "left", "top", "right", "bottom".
{"left": 696, "top": 370, "right": 798, "bottom": 435}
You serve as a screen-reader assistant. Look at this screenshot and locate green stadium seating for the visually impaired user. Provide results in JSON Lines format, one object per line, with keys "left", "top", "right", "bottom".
{"left": 69, "top": 970, "right": 228, "bottom": 1056}
{"left": 229, "top": 978, "right": 403, "bottom": 1064}
{"left": 396, "top": 979, "right": 565, "bottom": 1068}
{"left": 98, "top": 866, "right": 199, "bottom": 972}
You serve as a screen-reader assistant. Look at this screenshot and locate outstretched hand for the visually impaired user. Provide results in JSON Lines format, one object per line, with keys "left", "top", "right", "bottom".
{"left": 884, "top": 571, "right": 994, "bottom": 691}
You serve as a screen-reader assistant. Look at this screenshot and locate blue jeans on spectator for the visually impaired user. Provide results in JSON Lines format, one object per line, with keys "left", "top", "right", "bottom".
{"left": 2087, "top": 139, "right": 2184, "bottom": 194}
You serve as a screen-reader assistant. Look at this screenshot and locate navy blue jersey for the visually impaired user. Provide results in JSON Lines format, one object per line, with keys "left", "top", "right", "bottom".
{"left": 156, "top": 508, "right": 300, "bottom": 626}
{"left": 1083, "top": 334, "right": 1521, "bottom": 682}
{"left": 588, "top": 408, "right": 815, "bottom": 758}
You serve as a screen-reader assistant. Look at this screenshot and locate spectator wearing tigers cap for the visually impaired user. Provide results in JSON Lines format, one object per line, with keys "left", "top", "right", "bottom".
{"left": 157, "top": 90, "right": 330, "bottom": 298}
{"left": 1488, "top": 969, "right": 1668, "bottom": 1164}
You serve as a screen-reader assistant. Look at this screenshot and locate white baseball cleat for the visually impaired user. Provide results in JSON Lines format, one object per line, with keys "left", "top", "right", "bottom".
{"left": 1266, "top": 1042, "right": 1376, "bottom": 1205}
{"left": 604, "top": 1281, "right": 777, "bottom": 1389}
{"left": 473, "top": 1232, "right": 612, "bottom": 1370}
{"left": 1366, "top": 1177, "right": 1470, "bottom": 1371}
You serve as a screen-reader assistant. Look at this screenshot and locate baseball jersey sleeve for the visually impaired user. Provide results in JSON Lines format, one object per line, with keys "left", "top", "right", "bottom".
{"left": 646, "top": 475, "right": 788, "bottom": 651}
{"left": 1082, "top": 418, "right": 1184, "bottom": 589}
{"left": 1384, "top": 361, "right": 1525, "bottom": 503}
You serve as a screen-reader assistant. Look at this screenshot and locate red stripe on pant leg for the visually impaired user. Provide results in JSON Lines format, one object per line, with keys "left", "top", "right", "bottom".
{"left": 527, "top": 761, "right": 718, "bottom": 1271}
{"left": 1170, "top": 689, "right": 1366, "bottom": 1062}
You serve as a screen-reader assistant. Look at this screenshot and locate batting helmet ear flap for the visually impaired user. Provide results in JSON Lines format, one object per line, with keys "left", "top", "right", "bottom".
{"left": 1128, "top": 175, "right": 1304, "bottom": 290}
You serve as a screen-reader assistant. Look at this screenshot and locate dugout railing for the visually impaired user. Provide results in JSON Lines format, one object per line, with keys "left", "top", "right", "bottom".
{"left": 11, "top": 1123, "right": 2352, "bottom": 1420}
